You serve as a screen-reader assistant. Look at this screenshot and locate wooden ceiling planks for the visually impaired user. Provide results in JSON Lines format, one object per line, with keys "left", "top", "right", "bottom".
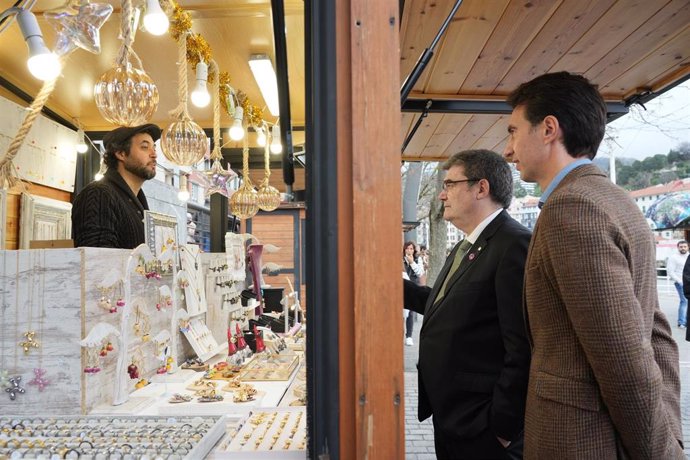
{"left": 443, "top": 114, "right": 499, "bottom": 154}
{"left": 551, "top": 0, "right": 671, "bottom": 78}
{"left": 422, "top": 0, "right": 509, "bottom": 94}
{"left": 585, "top": 0, "right": 690, "bottom": 92}
{"left": 399, "top": 0, "right": 454, "bottom": 94}
{"left": 401, "top": 113, "right": 444, "bottom": 158}
{"left": 469, "top": 115, "right": 508, "bottom": 151}
{"left": 420, "top": 113, "right": 472, "bottom": 158}
{"left": 461, "top": 0, "right": 562, "bottom": 95}
{"left": 601, "top": 23, "right": 690, "bottom": 97}
{"left": 498, "top": 0, "right": 616, "bottom": 92}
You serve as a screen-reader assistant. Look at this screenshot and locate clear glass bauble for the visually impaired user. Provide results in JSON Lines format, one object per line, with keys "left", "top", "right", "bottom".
{"left": 94, "top": 64, "right": 159, "bottom": 126}
{"left": 257, "top": 182, "right": 281, "bottom": 211}
{"left": 230, "top": 182, "right": 259, "bottom": 219}
{"left": 160, "top": 119, "right": 208, "bottom": 166}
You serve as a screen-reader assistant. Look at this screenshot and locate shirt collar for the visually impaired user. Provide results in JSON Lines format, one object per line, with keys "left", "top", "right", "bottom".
{"left": 465, "top": 208, "right": 502, "bottom": 244}
{"left": 538, "top": 158, "right": 591, "bottom": 208}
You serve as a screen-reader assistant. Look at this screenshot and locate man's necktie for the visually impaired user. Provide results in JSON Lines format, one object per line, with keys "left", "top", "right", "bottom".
{"left": 435, "top": 238, "right": 473, "bottom": 304}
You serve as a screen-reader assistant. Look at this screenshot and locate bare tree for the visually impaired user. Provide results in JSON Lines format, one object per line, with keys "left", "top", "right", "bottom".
{"left": 427, "top": 169, "right": 446, "bottom": 286}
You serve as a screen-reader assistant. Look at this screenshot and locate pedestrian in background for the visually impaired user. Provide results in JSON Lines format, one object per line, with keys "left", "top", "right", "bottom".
{"left": 403, "top": 241, "right": 424, "bottom": 346}
{"left": 667, "top": 240, "right": 689, "bottom": 328}
{"left": 504, "top": 71, "right": 683, "bottom": 459}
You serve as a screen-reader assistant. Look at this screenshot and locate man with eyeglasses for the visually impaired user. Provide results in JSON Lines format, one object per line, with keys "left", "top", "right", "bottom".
{"left": 404, "top": 149, "right": 531, "bottom": 459}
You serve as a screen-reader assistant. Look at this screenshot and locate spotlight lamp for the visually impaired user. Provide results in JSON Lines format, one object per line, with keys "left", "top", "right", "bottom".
{"left": 76, "top": 129, "right": 88, "bottom": 153}
{"left": 228, "top": 106, "right": 245, "bottom": 141}
{"left": 190, "top": 61, "right": 211, "bottom": 108}
{"left": 0, "top": 7, "right": 61, "bottom": 81}
{"left": 270, "top": 123, "right": 282, "bottom": 155}
{"left": 143, "top": 0, "right": 169, "bottom": 35}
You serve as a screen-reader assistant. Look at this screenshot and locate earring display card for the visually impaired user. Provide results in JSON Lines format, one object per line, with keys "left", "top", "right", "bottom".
{"left": 0, "top": 415, "right": 226, "bottom": 459}
{"left": 216, "top": 408, "right": 307, "bottom": 457}
{"left": 181, "top": 317, "right": 223, "bottom": 362}
{"left": 180, "top": 244, "right": 207, "bottom": 315}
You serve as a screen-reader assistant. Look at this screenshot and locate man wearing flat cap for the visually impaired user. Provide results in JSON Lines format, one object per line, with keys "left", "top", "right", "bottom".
{"left": 72, "top": 123, "right": 161, "bottom": 249}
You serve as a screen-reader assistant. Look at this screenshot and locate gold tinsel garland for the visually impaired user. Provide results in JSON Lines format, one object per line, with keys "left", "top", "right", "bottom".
{"left": 186, "top": 33, "right": 212, "bottom": 75}
{"left": 218, "top": 71, "right": 232, "bottom": 110}
{"left": 240, "top": 98, "right": 264, "bottom": 127}
{"left": 169, "top": 0, "right": 192, "bottom": 41}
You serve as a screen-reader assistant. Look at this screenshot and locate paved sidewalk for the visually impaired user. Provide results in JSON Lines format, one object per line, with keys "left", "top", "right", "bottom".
{"left": 403, "top": 282, "right": 690, "bottom": 459}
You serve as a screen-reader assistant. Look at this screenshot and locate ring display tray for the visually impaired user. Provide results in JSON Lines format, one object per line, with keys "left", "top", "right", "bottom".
{"left": 211, "top": 408, "right": 307, "bottom": 459}
{"left": 238, "top": 353, "right": 299, "bottom": 382}
{"left": 0, "top": 415, "right": 225, "bottom": 459}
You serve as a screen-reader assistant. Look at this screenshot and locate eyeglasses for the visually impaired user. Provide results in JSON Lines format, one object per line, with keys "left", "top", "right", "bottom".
{"left": 442, "top": 178, "right": 481, "bottom": 191}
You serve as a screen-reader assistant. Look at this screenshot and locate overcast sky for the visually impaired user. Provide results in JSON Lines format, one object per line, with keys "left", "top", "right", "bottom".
{"left": 598, "top": 81, "right": 690, "bottom": 161}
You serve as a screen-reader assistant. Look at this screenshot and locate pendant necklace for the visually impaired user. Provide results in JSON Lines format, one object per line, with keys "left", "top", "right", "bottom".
{"left": 28, "top": 249, "right": 50, "bottom": 391}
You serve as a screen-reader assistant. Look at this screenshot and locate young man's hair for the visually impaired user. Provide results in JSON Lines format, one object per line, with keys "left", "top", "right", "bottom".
{"left": 507, "top": 71, "right": 607, "bottom": 160}
{"left": 442, "top": 149, "right": 513, "bottom": 209}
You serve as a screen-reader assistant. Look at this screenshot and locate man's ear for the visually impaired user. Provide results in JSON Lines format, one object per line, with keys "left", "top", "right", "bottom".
{"left": 476, "top": 178, "right": 490, "bottom": 200}
{"left": 113, "top": 150, "right": 126, "bottom": 162}
{"left": 543, "top": 115, "right": 560, "bottom": 143}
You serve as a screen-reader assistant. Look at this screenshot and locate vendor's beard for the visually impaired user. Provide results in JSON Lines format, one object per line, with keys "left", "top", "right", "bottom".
{"left": 125, "top": 162, "right": 156, "bottom": 180}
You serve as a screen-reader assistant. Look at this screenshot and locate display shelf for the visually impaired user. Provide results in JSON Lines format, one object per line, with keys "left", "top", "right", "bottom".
{"left": 0, "top": 415, "right": 226, "bottom": 459}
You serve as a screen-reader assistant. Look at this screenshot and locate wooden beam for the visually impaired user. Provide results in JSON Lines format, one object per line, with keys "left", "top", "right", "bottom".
{"left": 338, "top": 0, "right": 404, "bottom": 458}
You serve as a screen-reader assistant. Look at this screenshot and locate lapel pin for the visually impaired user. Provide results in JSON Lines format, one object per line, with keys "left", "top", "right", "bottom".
{"left": 468, "top": 253, "right": 476, "bottom": 260}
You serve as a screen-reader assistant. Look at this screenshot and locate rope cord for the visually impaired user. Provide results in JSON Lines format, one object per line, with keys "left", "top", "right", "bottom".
{"left": 168, "top": 31, "right": 190, "bottom": 120}
{"left": 262, "top": 123, "right": 270, "bottom": 185}
{"left": 115, "top": 0, "right": 143, "bottom": 70}
{"left": 210, "top": 60, "right": 221, "bottom": 161}
{"left": 242, "top": 120, "right": 250, "bottom": 183}
{"left": 0, "top": 72, "right": 59, "bottom": 189}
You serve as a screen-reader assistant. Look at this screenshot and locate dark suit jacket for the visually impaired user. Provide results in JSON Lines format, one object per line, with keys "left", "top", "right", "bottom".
{"left": 523, "top": 164, "right": 683, "bottom": 459}
{"left": 404, "top": 210, "right": 531, "bottom": 443}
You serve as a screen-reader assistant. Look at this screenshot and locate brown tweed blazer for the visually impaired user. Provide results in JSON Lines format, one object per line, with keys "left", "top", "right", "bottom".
{"left": 523, "top": 164, "right": 683, "bottom": 459}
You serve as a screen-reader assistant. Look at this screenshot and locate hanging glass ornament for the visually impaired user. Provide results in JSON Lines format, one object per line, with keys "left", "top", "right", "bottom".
{"left": 257, "top": 123, "right": 281, "bottom": 211}
{"left": 230, "top": 182, "right": 259, "bottom": 219}
{"left": 257, "top": 182, "right": 281, "bottom": 211}
{"left": 94, "top": 0, "right": 158, "bottom": 126}
{"left": 160, "top": 119, "right": 207, "bottom": 166}
{"left": 230, "top": 121, "right": 259, "bottom": 219}
{"left": 94, "top": 64, "right": 159, "bottom": 126}
{"left": 160, "top": 30, "right": 207, "bottom": 166}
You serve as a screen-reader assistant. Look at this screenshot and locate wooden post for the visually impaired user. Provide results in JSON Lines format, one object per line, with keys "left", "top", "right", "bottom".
{"left": 337, "top": 0, "right": 404, "bottom": 458}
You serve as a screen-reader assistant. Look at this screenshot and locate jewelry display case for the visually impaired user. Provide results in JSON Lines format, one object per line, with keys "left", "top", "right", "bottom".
{"left": 0, "top": 415, "right": 228, "bottom": 459}
{"left": 0, "top": 248, "right": 308, "bottom": 458}
{"left": 238, "top": 352, "right": 299, "bottom": 382}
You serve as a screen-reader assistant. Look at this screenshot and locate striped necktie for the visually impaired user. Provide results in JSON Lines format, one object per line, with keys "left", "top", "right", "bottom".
{"left": 435, "top": 239, "right": 472, "bottom": 304}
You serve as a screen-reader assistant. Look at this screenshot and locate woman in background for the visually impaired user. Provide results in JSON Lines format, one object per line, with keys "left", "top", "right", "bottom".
{"left": 403, "top": 241, "right": 424, "bottom": 346}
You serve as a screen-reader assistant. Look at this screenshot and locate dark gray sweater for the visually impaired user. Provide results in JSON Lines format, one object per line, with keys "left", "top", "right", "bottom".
{"left": 72, "top": 169, "right": 149, "bottom": 249}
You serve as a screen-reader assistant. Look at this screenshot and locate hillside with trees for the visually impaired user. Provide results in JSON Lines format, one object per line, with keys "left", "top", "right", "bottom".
{"left": 614, "top": 142, "right": 690, "bottom": 190}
